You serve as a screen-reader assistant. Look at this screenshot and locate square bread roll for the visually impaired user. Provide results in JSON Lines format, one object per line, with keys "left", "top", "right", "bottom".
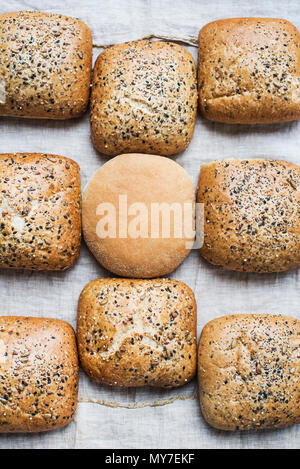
{"left": 0, "top": 316, "right": 78, "bottom": 433}
{"left": 198, "top": 314, "right": 300, "bottom": 431}
{"left": 0, "top": 11, "right": 92, "bottom": 119}
{"left": 77, "top": 278, "right": 197, "bottom": 388}
{"left": 0, "top": 153, "right": 81, "bottom": 270}
{"left": 90, "top": 40, "right": 197, "bottom": 156}
{"left": 197, "top": 159, "right": 300, "bottom": 273}
{"left": 198, "top": 18, "right": 300, "bottom": 124}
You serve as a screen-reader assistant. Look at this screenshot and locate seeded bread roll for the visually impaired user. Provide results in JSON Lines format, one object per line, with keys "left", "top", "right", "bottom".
{"left": 77, "top": 278, "right": 197, "bottom": 388}
{"left": 90, "top": 40, "right": 197, "bottom": 156}
{"left": 0, "top": 11, "right": 92, "bottom": 119}
{"left": 82, "top": 153, "right": 195, "bottom": 278}
{"left": 0, "top": 316, "right": 78, "bottom": 433}
{"left": 197, "top": 159, "right": 300, "bottom": 273}
{"left": 198, "top": 314, "right": 300, "bottom": 431}
{"left": 198, "top": 18, "right": 300, "bottom": 124}
{"left": 0, "top": 153, "right": 81, "bottom": 270}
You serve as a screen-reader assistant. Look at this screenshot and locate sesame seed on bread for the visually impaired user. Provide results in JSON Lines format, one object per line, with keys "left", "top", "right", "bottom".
{"left": 77, "top": 278, "right": 197, "bottom": 388}
{"left": 90, "top": 40, "right": 197, "bottom": 156}
{"left": 198, "top": 314, "right": 300, "bottom": 431}
{"left": 0, "top": 316, "right": 78, "bottom": 433}
{"left": 0, "top": 153, "right": 81, "bottom": 270}
{"left": 198, "top": 18, "right": 300, "bottom": 124}
{"left": 0, "top": 11, "right": 92, "bottom": 119}
{"left": 197, "top": 159, "right": 300, "bottom": 273}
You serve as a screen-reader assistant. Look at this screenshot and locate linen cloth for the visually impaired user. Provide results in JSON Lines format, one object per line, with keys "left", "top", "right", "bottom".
{"left": 0, "top": 0, "right": 299, "bottom": 449}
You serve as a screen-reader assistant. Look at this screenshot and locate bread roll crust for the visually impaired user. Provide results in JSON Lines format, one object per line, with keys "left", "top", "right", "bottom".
{"left": 0, "top": 153, "right": 81, "bottom": 270}
{"left": 197, "top": 159, "right": 300, "bottom": 273}
{"left": 198, "top": 314, "right": 300, "bottom": 431}
{"left": 77, "top": 278, "right": 197, "bottom": 388}
{"left": 91, "top": 40, "right": 197, "bottom": 156}
{"left": 82, "top": 153, "right": 195, "bottom": 278}
{"left": 198, "top": 18, "right": 300, "bottom": 124}
{"left": 0, "top": 316, "right": 78, "bottom": 433}
{"left": 0, "top": 11, "right": 92, "bottom": 119}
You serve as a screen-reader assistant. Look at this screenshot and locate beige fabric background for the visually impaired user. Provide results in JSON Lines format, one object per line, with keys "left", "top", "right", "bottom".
{"left": 0, "top": 0, "right": 299, "bottom": 449}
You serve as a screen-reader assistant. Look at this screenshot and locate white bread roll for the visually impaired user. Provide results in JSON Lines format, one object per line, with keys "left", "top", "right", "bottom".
{"left": 82, "top": 153, "right": 195, "bottom": 278}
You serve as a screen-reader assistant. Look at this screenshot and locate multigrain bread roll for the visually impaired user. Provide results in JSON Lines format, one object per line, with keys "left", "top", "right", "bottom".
{"left": 0, "top": 11, "right": 92, "bottom": 119}
{"left": 77, "top": 278, "right": 197, "bottom": 388}
{"left": 197, "top": 159, "right": 300, "bottom": 273}
{"left": 90, "top": 40, "right": 197, "bottom": 156}
{"left": 198, "top": 18, "right": 300, "bottom": 124}
{"left": 0, "top": 316, "right": 78, "bottom": 433}
{"left": 0, "top": 153, "right": 81, "bottom": 270}
{"left": 82, "top": 153, "right": 195, "bottom": 278}
{"left": 198, "top": 314, "right": 300, "bottom": 431}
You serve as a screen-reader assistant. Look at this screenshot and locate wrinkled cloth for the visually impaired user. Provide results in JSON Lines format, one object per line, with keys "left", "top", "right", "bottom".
{"left": 0, "top": 0, "right": 299, "bottom": 449}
